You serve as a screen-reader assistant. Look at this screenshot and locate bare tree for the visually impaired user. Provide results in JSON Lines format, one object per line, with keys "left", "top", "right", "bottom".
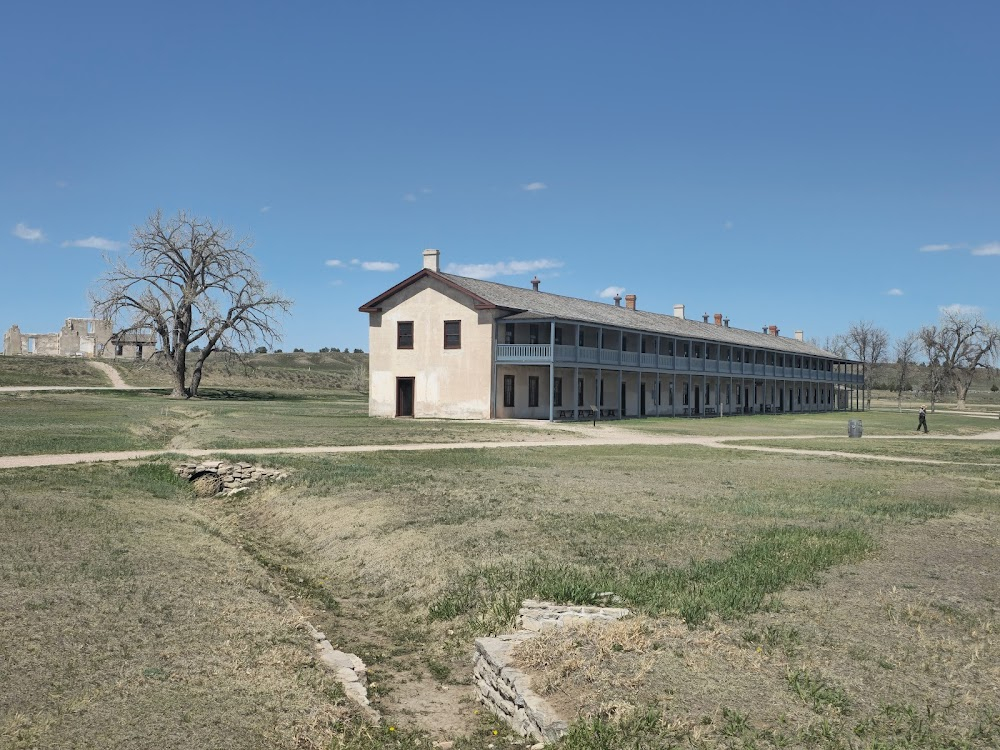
{"left": 347, "top": 357, "right": 369, "bottom": 394}
{"left": 91, "top": 210, "right": 292, "bottom": 398}
{"left": 834, "top": 320, "right": 891, "bottom": 409}
{"left": 893, "top": 331, "right": 919, "bottom": 412}
{"left": 918, "top": 310, "right": 1000, "bottom": 410}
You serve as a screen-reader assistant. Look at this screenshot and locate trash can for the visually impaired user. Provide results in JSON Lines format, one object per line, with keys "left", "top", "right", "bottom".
{"left": 848, "top": 419, "right": 863, "bottom": 438}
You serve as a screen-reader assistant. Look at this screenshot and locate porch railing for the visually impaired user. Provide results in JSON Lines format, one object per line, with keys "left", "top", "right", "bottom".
{"left": 495, "top": 344, "right": 551, "bottom": 361}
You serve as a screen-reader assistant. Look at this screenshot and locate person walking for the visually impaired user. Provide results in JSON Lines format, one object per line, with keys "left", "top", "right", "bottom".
{"left": 917, "top": 406, "right": 928, "bottom": 433}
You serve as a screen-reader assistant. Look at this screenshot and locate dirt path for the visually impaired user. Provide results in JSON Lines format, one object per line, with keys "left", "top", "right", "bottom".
{"left": 2, "top": 424, "right": 999, "bottom": 471}
{"left": 85, "top": 360, "right": 131, "bottom": 388}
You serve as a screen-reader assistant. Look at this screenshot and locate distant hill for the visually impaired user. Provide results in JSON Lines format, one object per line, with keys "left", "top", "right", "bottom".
{"left": 0, "top": 351, "right": 369, "bottom": 393}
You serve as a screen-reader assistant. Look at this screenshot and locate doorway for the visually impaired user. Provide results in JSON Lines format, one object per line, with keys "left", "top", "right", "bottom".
{"left": 396, "top": 377, "right": 414, "bottom": 417}
{"left": 640, "top": 383, "right": 646, "bottom": 416}
{"left": 620, "top": 382, "right": 627, "bottom": 417}
{"left": 694, "top": 386, "right": 701, "bottom": 416}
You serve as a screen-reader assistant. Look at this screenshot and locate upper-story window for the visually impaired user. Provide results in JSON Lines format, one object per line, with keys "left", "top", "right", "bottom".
{"left": 693, "top": 343, "right": 702, "bottom": 359}
{"left": 621, "top": 335, "right": 628, "bottom": 351}
{"left": 529, "top": 324, "right": 539, "bottom": 344}
{"left": 444, "top": 320, "right": 461, "bottom": 349}
{"left": 681, "top": 341, "right": 690, "bottom": 357}
{"left": 397, "top": 321, "right": 414, "bottom": 349}
{"left": 505, "top": 323, "right": 515, "bottom": 344}
{"left": 555, "top": 327, "right": 563, "bottom": 346}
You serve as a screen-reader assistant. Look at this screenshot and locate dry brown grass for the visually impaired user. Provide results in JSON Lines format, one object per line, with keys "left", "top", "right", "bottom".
{"left": 0, "top": 463, "right": 356, "bottom": 750}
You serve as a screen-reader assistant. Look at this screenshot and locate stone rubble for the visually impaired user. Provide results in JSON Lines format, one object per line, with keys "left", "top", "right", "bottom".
{"left": 299, "top": 619, "right": 379, "bottom": 720}
{"left": 174, "top": 460, "right": 289, "bottom": 495}
{"left": 473, "top": 599, "right": 630, "bottom": 743}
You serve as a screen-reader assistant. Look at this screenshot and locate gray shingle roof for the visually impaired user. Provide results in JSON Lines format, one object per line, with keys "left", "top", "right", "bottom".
{"left": 440, "top": 272, "right": 842, "bottom": 359}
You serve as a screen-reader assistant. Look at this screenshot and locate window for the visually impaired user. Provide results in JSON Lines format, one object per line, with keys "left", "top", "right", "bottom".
{"left": 693, "top": 343, "right": 702, "bottom": 359}
{"left": 668, "top": 381, "right": 674, "bottom": 406}
{"left": 444, "top": 320, "right": 461, "bottom": 349}
{"left": 503, "top": 375, "right": 515, "bottom": 407}
{"left": 505, "top": 324, "right": 515, "bottom": 344}
{"left": 528, "top": 376, "right": 539, "bottom": 407}
{"left": 397, "top": 321, "right": 414, "bottom": 349}
{"left": 553, "top": 377, "right": 562, "bottom": 407}
{"left": 599, "top": 379, "right": 605, "bottom": 406}
{"left": 683, "top": 382, "right": 689, "bottom": 406}
{"left": 681, "top": 341, "right": 690, "bottom": 357}
{"left": 578, "top": 329, "right": 585, "bottom": 347}
{"left": 621, "top": 335, "right": 628, "bottom": 351}
{"left": 578, "top": 378, "right": 584, "bottom": 407}
{"left": 529, "top": 324, "right": 539, "bottom": 344}
{"left": 554, "top": 328, "right": 563, "bottom": 346}
{"left": 666, "top": 340, "right": 674, "bottom": 356}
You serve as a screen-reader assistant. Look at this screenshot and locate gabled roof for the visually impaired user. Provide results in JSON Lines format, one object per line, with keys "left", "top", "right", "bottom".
{"left": 360, "top": 268, "right": 844, "bottom": 359}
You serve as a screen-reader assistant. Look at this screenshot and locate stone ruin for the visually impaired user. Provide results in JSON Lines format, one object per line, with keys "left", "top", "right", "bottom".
{"left": 474, "top": 599, "right": 630, "bottom": 743}
{"left": 174, "top": 460, "right": 289, "bottom": 496}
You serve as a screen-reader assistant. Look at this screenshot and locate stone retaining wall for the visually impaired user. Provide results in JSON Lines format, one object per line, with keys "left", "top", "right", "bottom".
{"left": 473, "top": 600, "right": 630, "bottom": 743}
{"left": 174, "top": 460, "right": 288, "bottom": 495}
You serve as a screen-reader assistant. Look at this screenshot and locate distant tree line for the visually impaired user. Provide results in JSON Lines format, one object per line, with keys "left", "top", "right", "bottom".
{"left": 827, "top": 310, "right": 999, "bottom": 411}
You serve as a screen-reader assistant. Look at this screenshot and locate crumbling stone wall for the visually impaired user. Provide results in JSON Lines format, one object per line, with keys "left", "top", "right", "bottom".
{"left": 174, "top": 460, "right": 288, "bottom": 495}
{"left": 473, "top": 599, "right": 630, "bottom": 742}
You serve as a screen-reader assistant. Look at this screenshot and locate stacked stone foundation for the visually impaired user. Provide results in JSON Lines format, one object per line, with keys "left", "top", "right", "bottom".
{"left": 473, "top": 599, "right": 630, "bottom": 744}
{"left": 174, "top": 460, "right": 288, "bottom": 494}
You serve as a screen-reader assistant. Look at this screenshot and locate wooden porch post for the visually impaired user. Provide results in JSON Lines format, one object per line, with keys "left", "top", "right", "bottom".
{"left": 549, "top": 321, "right": 555, "bottom": 422}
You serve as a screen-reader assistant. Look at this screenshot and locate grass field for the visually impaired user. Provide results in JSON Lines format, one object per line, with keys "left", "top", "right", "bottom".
{"left": 618, "top": 408, "right": 992, "bottom": 437}
{"left": 0, "top": 389, "right": 574, "bottom": 456}
{"left": 106, "top": 350, "right": 369, "bottom": 391}
{"left": 0, "top": 356, "right": 110, "bottom": 387}
{"left": 2, "top": 357, "right": 999, "bottom": 748}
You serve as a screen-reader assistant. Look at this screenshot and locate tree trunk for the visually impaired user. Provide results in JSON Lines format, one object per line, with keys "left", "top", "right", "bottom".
{"left": 190, "top": 364, "right": 204, "bottom": 397}
{"left": 955, "top": 383, "right": 968, "bottom": 410}
{"left": 170, "top": 348, "right": 189, "bottom": 398}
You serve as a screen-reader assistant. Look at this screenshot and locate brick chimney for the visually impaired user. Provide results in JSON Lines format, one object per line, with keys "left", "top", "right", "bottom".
{"left": 613, "top": 293, "right": 622, "bottom": 307}
{"left": 768, "top": 325, "right": 778, "bottom": 336}
{"left": 625, "top": 294, "right": 636, "bottom": 310}
{"left": 794, "top": 330, "right": 804, "bottom": 341}
{"left": 422, "top": 248, "right": 440, "bottom": 272}
{"left": 531, "top": 276, "right": 540, "bottom": 291}
{"left": 714, "top": 313, "right": 723, "bottom": 326}
{"left": 673, "top": 304, "right": 685, "bottom": 319}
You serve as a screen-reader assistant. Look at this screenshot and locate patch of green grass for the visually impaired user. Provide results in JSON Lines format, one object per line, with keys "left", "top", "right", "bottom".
{"left": 431, "top": 526, "right": 874, "bottom": 630}
{"left": 787, "top": 668, "right": 850, "bottom": 713}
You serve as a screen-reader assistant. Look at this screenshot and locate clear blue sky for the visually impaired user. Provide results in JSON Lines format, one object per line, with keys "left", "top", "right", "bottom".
{"left": 3, "top": 1, "right": 998, "bottom": 353}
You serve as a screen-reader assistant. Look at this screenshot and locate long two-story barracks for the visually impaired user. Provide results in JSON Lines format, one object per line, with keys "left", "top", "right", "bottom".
{"left": 360, "top": 250, "right": 864, "bottom": 420}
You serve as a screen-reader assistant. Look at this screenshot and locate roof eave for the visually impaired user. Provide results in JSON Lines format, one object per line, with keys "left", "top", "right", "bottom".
{"left": 358, "top": 269, "right": 501, "bottom": 313}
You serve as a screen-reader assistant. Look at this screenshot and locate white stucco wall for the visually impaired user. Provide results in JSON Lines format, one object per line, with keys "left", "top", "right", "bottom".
{"left": 367, "top": 276, "right": 496, "bottom": 419}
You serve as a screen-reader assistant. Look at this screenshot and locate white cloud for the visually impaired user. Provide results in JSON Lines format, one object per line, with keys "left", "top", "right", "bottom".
{"left": 522, "top": 182, "right": 547, "bottom": 191}
{"left": 919, "top": 243, "right": 960, "bottom": 252}
{"left": 971, "top": 242, "right": 1000, "bottom": 256}
{"left": 350, "top": 259, "right": 360, "bottom": 265}
{"left": 886, "top": 288, "right": 904, "bottom": 296}
{"left": 260, "top": 205, "right": 271, "bottom": 213}
{"left": 402, "top": 193, "right": 417, "bottom": 202}
{"left": 443, "top": 258, "right": 563, "bottom": 280}
{"left": 325, "top": 259, "right": 344, "bottom": 267}
{"left": 939, "top": 303, "right": 983, "bottom": 316}
{"left": 361, "top": 261, "right": 399, "bottom": 272}
{"left": 599, "top": 285, "right": 626, "bottom": 299}
{"left": 61, "top": 236, "right": 124, "bottom": 251}
{"left": 13, "top": 222, "right": 44, "bottom": 242}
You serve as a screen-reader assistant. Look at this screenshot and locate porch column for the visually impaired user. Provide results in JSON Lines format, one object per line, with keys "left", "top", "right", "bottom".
{"left": 618, "top": 369, "right": 623, "bottom": 418}
{"left": 573, "top": 365, "right": 579, "bottom": 419}
{"left": 655, "top": 372, "right": 660, "bottom": 417}
{"left": 549, "top": 321, "right": 555, "bottom": 422}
